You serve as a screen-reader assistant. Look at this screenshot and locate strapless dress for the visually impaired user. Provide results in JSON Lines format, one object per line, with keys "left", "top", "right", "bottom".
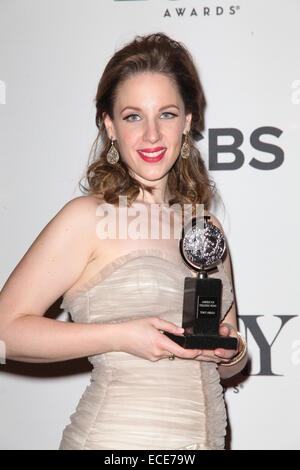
{"left": 58, "top": 248, "right": 234, "bottom": 450}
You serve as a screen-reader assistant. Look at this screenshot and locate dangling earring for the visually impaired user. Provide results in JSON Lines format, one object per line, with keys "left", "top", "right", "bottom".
{"left": 106, "top": 137, "right": 119, "bottom": 164}
{"left": 181, "top": 131, "right": 190, "bottom": 159}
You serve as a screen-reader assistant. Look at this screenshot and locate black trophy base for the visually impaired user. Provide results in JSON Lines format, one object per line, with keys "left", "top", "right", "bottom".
{"left": 164, "top": 332, "right": 238, "bottom": 350}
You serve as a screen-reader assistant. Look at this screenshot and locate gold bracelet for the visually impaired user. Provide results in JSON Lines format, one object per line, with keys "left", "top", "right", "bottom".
{"left": 219, "top": 332, "right": 247, "bottom": 367}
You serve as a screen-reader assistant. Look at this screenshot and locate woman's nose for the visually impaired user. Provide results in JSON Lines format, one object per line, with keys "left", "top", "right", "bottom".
{"left": 143, "top": 119, "right": 161, "bottom": 142}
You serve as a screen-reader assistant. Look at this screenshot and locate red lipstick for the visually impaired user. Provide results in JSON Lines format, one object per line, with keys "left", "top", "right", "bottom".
{"left": 137, "top": 147, "right": 167, "bottom": 163}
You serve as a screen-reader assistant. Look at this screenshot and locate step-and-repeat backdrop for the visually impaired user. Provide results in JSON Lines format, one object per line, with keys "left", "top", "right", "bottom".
{"left": 0, "top": 0, "right": 299, "bottom": 450}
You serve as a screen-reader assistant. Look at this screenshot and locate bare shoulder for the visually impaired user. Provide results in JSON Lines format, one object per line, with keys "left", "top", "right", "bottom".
{"left": 56, "top": 195, "right": 104, "bottom": 246}
{"left": 204, "top": 209, "right": 232, "bottom": 264}
{"left": 203, "top": 209, "right": 224, "bottom": 233}
{"left": 0, "top": 194, "right": 104, "bottom": 322}
{"left": 61, "top": 194, "right": 103, "bottom": 219}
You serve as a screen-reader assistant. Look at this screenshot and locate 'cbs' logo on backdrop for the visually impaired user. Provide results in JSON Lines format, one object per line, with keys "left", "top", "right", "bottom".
{"left": 207, "top": 127, "right": 284, "bottom": 171}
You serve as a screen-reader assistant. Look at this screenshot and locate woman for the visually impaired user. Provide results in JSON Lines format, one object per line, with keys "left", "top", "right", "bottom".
{"left": 0, "top": 33, "right": 247, "bottom": 450}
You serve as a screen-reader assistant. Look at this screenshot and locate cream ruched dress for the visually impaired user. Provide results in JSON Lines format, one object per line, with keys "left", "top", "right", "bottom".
{"left": 58, "top": 241, "right": 234, "bottom": 450}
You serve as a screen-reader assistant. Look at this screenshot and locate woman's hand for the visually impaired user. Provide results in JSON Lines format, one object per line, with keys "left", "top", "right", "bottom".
{"left": 115, "top": 316, "right": 202, "bottom": 361}
{"left": 194, "top": 323, "right": 239, "bottom": 364}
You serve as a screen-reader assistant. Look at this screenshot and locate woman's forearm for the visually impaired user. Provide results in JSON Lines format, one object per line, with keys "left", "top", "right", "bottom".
{"left": 0, "top": 314, "right": 121, "bottom": 363}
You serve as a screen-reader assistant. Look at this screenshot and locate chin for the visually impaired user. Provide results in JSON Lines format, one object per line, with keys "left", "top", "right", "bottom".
{"left": 139, "top": 171, "right": 168, "bottom": 182}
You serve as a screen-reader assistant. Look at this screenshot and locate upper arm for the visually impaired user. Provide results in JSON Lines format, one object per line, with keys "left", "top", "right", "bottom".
{"left": 0, "top": 196, "right": 100, "bottom": 329}
{"left": 204, "top": 210, "right": 238, "bottom": 330}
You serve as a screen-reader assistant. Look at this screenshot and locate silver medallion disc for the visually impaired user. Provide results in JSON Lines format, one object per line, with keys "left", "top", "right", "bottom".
{"left": 180, "top": 217, "right": 226, "bottom": 271}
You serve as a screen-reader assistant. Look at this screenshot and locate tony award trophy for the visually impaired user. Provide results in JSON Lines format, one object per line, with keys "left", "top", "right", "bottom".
{"left": 165, "top": 215, "right": 237, "bottom": 350}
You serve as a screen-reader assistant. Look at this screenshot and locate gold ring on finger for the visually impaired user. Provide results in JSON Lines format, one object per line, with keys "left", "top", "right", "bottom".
{"left": 168, "top": 352, "right": 175, "bottom": 361}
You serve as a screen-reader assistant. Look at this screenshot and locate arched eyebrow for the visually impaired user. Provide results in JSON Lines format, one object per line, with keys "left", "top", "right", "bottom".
{"left": 121, "top": 104, "right": 180, "bottom": 113}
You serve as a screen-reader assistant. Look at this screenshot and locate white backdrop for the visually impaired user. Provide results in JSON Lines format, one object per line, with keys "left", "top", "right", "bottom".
{"left": 0, "top": 0, "right": 299, "bottom": 450}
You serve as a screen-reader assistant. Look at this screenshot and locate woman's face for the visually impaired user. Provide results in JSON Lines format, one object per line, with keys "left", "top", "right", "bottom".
{"left": 103, "top": 72, "right": 192, "bottom": 188}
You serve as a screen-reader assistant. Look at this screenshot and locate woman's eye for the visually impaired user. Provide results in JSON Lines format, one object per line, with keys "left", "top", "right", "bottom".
{"left": 124, "top": 114, "right": 141, "bottom": 122}
{"left": 124, "top": 112, "right": 177, "bottom": 122}
{"left": 161, "top": 112, "right": 177, "bottom": 119}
